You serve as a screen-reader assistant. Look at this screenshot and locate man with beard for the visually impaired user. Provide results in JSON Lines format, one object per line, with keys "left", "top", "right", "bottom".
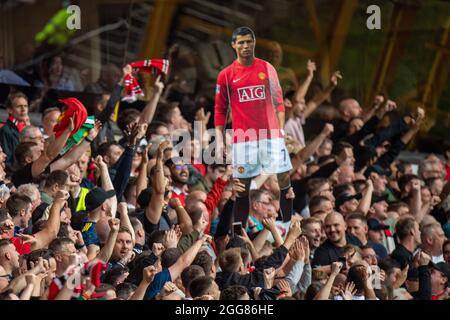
{"left": 312, "top": 212, "right": 361, "bottom": 269}
{"left": 166, "top": 158, "right": 190, "bottom": 206}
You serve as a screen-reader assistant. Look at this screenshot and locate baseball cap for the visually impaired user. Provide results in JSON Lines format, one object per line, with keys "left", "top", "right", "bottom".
{"left": 367, "top": 218, "right": 390, "bottom": 231}
{"left": 85, "top": 188, "right": 116, "bottom": 212}
{"left": 371, "top": 193, "right": 389, "bottom": 205}
{"left": 335, "top": 193, "right": 362, "bottom": 209}
{"left": 365, "top": 164, "right": 391, "bottom": 178}
{"left": 430, "top": 262, "right": 450, "bottom": 283}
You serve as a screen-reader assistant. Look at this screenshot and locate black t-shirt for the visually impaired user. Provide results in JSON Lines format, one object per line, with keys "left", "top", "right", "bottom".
{"left": 12, "top": 163, "right": 50, "bottom": 188}
{"left": 312, "top": 234, "right": 362, "bottom": 267}
{"left": 12, "top": 163, "right": 34, "bottom": 188}
{"left": 390, "top": 243, "right": 414, "bottom": 269}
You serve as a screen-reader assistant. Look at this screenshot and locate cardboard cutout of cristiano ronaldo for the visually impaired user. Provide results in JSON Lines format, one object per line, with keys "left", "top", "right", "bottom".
{"left": 214, "top": 27, "right": 293, "bottom": 227}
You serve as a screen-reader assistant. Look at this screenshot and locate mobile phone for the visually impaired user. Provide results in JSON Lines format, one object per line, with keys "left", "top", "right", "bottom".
{"left": 232, "top": 222, "right": 243, "bottom": 236}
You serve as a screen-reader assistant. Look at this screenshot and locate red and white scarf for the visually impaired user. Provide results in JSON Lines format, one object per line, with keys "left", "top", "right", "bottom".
{"left": 122, "top": 59, "right": 169, "bottom": 103}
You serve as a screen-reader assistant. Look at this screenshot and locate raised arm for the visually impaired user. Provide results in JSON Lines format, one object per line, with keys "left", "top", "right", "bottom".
{"left": 314, "top": 262, "right": 342, "bottom": 300}
{"left": 118, "top": 202, "right": 135, "bottom": 244}
{"left": 130, "top": 266, "right": 157, "bottom": 300}
{"left": 95, "top": 218, "right": 120, "bottom": 263}
{"left": 168, "top": 235, "right": 208, "bottom": 280}
{"left": 145, "top": 141, "right": 170, "bottom": 224}
{"left": 29, "top": 190, "right": 69, "bottom": 250}
{"left": 362, "top": 95, "right": 384, "bottom": 123}
{"left": 409, "top": 179, "right": 425, "bottom": 223}
{"left": 294, "top": 60, "right": 316, "bottom": 103}
{"left": 262, "top": 217, "right": 283, "bottom": 248}
{"left": 136, "top": 144, "right": 151, "bottom": 198}
{"left": 294, "top": 123, "right": 334, "bottom": 163}
{"left": 95, "top": 155, "right": 117, "bottom": 218}
{"left": 31, "top": 118, "right": 73, "bottom": 178}
{"left": 169, "top": 197, "right": 193, "bottom": 235}
{"left": 303, "top": 71, "right": 341, "bottom": 119}
{"left": 50, "top": 120, "right": 101, "bottom": 172}
{"left": 139, "top": 75, "right": 164, "bottom": 125}
{"left": 356, "top": 179, "right": 373, "bottom": 215}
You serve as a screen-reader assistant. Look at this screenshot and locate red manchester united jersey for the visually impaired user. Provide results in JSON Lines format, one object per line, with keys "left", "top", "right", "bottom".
{"left": 214, "top": 58, "right": 284, "bottom": 143}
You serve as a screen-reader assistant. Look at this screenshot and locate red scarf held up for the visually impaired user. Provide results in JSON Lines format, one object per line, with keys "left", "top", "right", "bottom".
{"left": 122, "top": 59, "right": 169, "bottom": 103}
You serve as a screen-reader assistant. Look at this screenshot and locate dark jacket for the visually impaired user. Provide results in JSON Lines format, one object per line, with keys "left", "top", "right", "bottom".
{"left": 0, "top": 120, "right": 19, "bottom": 167}
{"left": 215, "top": 245, "right": 289, "bottom": 291}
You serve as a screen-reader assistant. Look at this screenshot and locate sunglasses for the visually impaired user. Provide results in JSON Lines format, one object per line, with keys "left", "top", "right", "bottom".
{"left": 175, "top": 165, "right": 188, "bottom": 170}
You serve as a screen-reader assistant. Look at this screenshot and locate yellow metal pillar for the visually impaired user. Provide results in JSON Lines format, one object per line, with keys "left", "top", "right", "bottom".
{"left": 366, "top": 3, "right": 419, "bottom": 106}
{"left": 318, "top": 0, "right": 358, "bottom": 85}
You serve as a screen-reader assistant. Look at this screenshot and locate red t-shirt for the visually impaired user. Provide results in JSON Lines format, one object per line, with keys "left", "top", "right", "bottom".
{"left": 445, "top": 164, "right": 450, "bottom": 181}
{"left": 11, "top": 237, "right": 31, "bottom": 255}
{"left": 214, "top": 58, "right": 284, "bottom": 143}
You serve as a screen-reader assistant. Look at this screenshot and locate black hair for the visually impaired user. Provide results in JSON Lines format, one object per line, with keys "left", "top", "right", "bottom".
{"left": 220, "top": 285, "right": 248, "bottom": 300}
{"left": 103, "top": 265, "right": 130, "bottom": 286}
{"left": 231, "top": 27, "right": 255, "bottom": 43}
{"left": 116, "top": 282, "right": 137, "bottom": 299}
{"left": 161, "top": 248, "right": 182, "bottom": 269}
{"left": 192, "top": 251, "right": 214, "bottom": 276}
{"left": 181, "top": 265, "right": 205, "bottom": 292}
{"left": 189, "top": 276, "right": 215, "bottom": 298}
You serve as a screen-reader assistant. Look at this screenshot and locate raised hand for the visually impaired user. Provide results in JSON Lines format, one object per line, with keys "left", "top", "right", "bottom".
{"left": 277, "top": 279, "right": 293, "bottom": 298}
{"left": 163, "top": 229, "right": 178, "bottom": 249}
{"left": 157, "top": 140, "right": 171, "bottom": 160}
{"left": 87, "top": 120, "right": 102, "bottom": 141}
{"left": 95, "top": 155, "right": 107, "bottom": 170}
{"left": 0, "top": 219, "right": 14, "bottom": 234}
{"left": 152, "top": 242, "right": 165, "bottom": 257}
{"left": 373, "top": 95, "right": 385, "bottom": 108}
{"left": 411, "top": 179, "right": 421, "bottom": 192}
{"left": 17, "top": 234, "right": 37, "bottom": 246}
{"left": 321, "top": 123, "right": 334, "bottom": 137}
{"left": 263, "top": 267, "right": 276, "bottom": 289}
{"left": 289, "top": 239, "right": 305, "bottom": 262}
{"left": 65, "top": 116, "right": 75, "bottom": 134}
{"left": 286, "top": 187, "right": 295, "bottom": 200}
{"left": 330, "top": 71, "right": 342, "bottom": 87}
{"left": 168, "top": 197, "right": 182, "bottom": 209}
{"left": 154, "top": 75, "right": 165, "bottom": 94}
{"left": 54, "top": 190, "right": 70, "bottom": 202}
{"left": 195, "top": 107, "right": 211, "bottom": 125}
{"left": 331, "top": 261, "right": 343, "bottom": 276}
{"left": 143, "top": 265, "right": 157, "bottom": 283}
{"left": 160, "top": 281, "right": 178, "bottom": 297}
{"left": 300, "top": 236, "right": 310, "bottom": 264}
{"left": 306, "top": 60, "right": 317, "bottom": 76}
{"left": 230, "top": 179, "right": 246, "bottom": 200}
{"left": 200, "top": 233, "right": 212, "bottom": 244}
{"left": 288, "top": 219, "right": 302, "bottom": 239}
{"left": 25, "top": 273, "right": 37, "bottom": 286}
{"left": 340, "top": 281, "right": 356, "bottom": 300}
{"left": 418, "top": 251, "right": 431, "bottom": 266}
{"left": 108, "top": 218, "right": 120, "bottom": 232}
{"left": 262, "top": 217, "right": 276, "bottom": 231}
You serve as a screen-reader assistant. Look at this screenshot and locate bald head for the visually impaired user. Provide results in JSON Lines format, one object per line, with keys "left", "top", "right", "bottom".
{"left": 339, "top": 99, "right": 362, "bottom": 121}
{"left": 324, "top": 212, "right": 347, "bottom": 245}
{"left": 96, "top": 218, "right": 111, "bottom": 245}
